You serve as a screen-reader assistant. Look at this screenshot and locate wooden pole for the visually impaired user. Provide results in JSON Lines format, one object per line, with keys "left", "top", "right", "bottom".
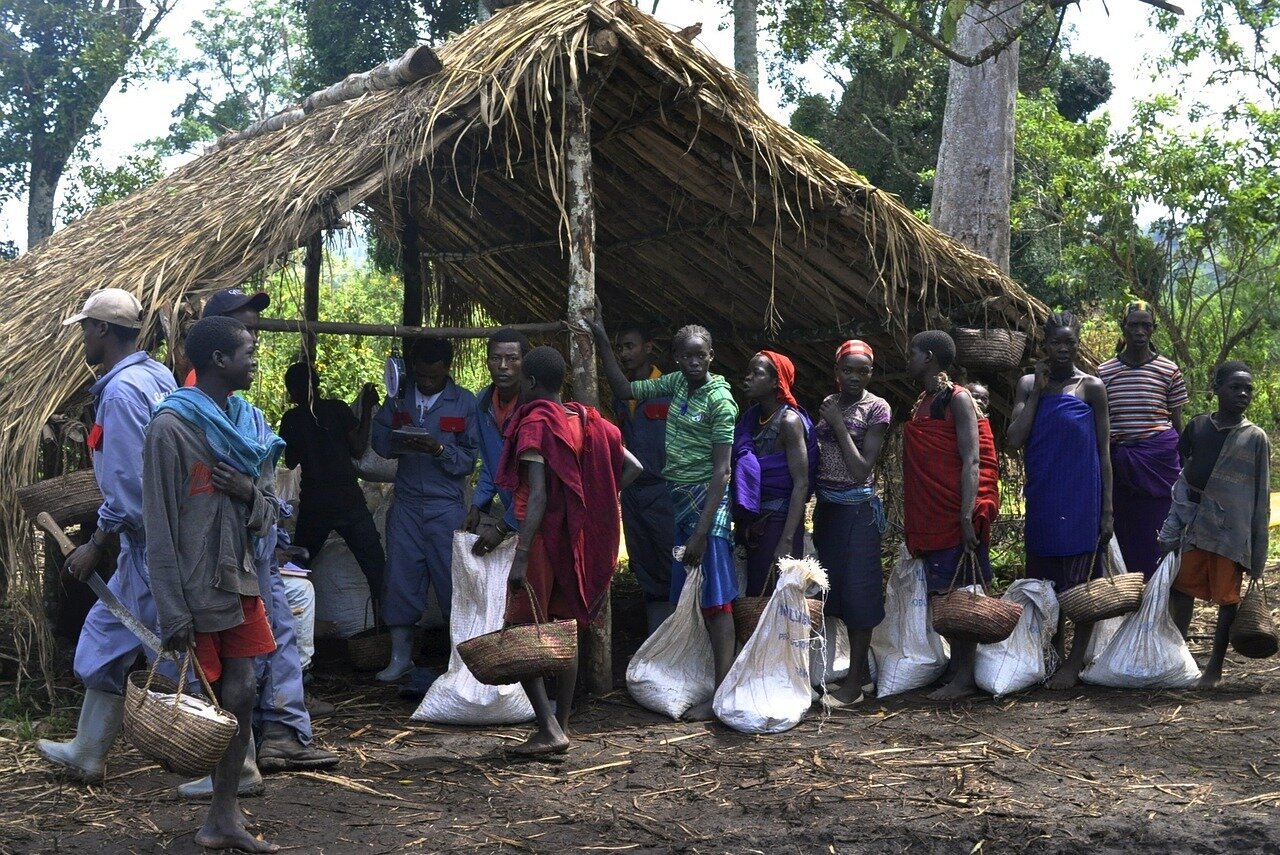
{"left": 564, "top": 75, "right": 611, "bottom": 696}
{"left": 247, "top": 318, "right": 564, "bottom": 339}
{"left": 401, "top": 208, "right": 424, "bottom": 328}
{"left": 302, "top": 232, "right": 322, "bottom": 360}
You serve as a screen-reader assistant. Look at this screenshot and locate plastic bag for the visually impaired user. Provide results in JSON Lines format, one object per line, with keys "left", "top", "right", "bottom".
{"left": 714, "top": 557, "right": 829, "bottom": 733}
{"left": 810, "top": 616, "right": 851, "bottom": 687}
{"left": 1081, "top": 552, "right": 1200, "bottom": 689}
{"left": 412, "top": 532, "right": 534, "bottom": 725}
{"left": 870, "top": 547, "right": 949, "bottom": 697}
{"left": 626, "top": 561, "right": 715, "bottom": 719}
{"left": 975, "top": 579, "right": 1059, "bottom": 697}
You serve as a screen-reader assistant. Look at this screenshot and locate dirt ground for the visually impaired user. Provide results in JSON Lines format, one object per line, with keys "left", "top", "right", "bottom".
{"left": 3, "top": 589, "right": 1280, "bottom": 855}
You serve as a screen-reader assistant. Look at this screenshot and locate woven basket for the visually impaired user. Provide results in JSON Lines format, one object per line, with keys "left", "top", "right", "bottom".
{"left": 952, "top": 327, "right": 1028, "bottom": 373}
{"left": 16, "top": 469, "right": 104, "bottom": 527}
{"left": 1057, "top": 552, "right": 1145, "bottom": 624}
{"left": 1230, "top": 579, "right": 1278, "bottom": 659}
{"left": 122, "top": 654, "right": 238, "bottom": 777}
{"left": 457, "top": 583, "right": 577, "bottom": 686}
{"left": 930, "top": 552, "right": 1023, "bottom": 644}
{"left": 733, "top": 596, "right": 824, "bottom": 645}
{"left": 347, "top": 625, "right": 424, "bottom": 671}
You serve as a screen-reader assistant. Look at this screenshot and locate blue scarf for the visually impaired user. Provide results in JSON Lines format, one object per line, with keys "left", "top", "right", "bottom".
{"left": 155, "top": 387, "right": 285, "bottom": 476}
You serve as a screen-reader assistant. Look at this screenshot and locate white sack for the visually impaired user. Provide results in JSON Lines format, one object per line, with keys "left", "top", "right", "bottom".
{"left": 975, "top": 579, "right": 1059, "bottom": 697}
{"left": 412, "top": 532, "right": 534, "bottom": 725}
{"left": 714, "top": 557, "right": 829, "bottom": 734}
{"left": 810, "top": 616, "right": 852, "bottom": 687}
{"left": 870, "top": 547, "right": 950, "bottom": 697}
{"left": 350, "top": 396, "right": 398, "bottom": 483}
{"left": 1081, "top": 552, "right": 1200, "bottom": 689}
{"left": 626, "top": 562, "right": 715, "bottom": 719}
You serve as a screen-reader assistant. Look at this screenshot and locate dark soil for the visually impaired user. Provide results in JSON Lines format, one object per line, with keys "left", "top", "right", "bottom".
{"left": 3, "top": 584, "right": 1280, "bottom": 855}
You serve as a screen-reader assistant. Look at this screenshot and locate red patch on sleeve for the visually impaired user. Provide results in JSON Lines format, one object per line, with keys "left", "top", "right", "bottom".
{"left": 391, "top": 411, "right": 412, "bottom": 428}
{"left": 87, "top": 423, "right": 104, "bottom": 452}
{"left": 642, "top": 402, "right": 670, "bottom": 421}
{"left": 439, "top": 416, "right": 466, "bottom": 434}
{"left": 189, "top": 461, "right": 216, "bottom": 496}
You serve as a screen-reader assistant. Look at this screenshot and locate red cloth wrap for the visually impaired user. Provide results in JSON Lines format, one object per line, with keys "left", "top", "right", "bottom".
{"left": 758, "top": 350, "right": 798, "bottom": 408}
{"left": 497, "top": 400, "right": 625, "bottom": 626}
{"left": 903, "top": 405, "right": 999, "bottom": 554}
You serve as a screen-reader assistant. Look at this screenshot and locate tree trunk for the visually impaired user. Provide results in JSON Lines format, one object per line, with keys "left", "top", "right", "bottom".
{"left": 27, "top": 157, "right": 59, "bottom": 249}
{"left": 930, "top": 0, "right": 1022, "bottom": 273}
{"left": 733, "top": 0, "right": 759, "bottom": 96}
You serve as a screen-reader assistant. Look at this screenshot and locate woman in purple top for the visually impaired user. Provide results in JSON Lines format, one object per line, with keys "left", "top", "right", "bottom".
{"left": 813, "top": 340, "right": 891, "bottom": 707}
{"left": 732, "top": 351, "right": 815, "bottom": 597}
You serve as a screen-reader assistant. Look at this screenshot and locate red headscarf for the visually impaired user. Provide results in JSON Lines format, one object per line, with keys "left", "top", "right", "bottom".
{"left": 758, "top": 350, "right": 798, "bottom": 408}
{"left": 836, "top": 339, "right": 874, "bottom": 362}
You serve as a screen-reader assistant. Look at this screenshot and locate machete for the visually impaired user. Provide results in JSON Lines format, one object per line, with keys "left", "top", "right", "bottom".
{"left": 35, "top": 511, "right": 164, "bottom": 655}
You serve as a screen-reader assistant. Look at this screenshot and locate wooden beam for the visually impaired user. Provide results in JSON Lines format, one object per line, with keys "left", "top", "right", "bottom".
{"left": 247, "top": 318, "right": 565, "bottom": 339}
{"left": 564, "top": 76, "right": 611, "bottom": 696}
{"left": 302, "top": 232, "right": 322, "bottom": 360}
{"left": 401, "top": 207, "right": 424, "bottom": 328}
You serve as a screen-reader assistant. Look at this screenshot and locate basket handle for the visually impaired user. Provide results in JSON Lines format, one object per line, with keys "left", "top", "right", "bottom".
{"left": 945, "top": 549, "right": 986, "bottom": 596}
{"left": 136, "top": 648, "right": 219, "bottom": 720}
{"left": 504, "top": 579, "right": 551, "bottom": 637}
{"left": 1090, "top": 546, "right": 1118, "bottom": 583}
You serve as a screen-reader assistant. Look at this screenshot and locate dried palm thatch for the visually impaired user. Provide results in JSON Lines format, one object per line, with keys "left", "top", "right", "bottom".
{"left": 0, "top": 0, "right": 1049, "bottom": 687}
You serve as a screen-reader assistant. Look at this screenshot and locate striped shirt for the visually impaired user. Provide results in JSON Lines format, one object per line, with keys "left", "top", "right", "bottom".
{"left": 1097, "top": 355, "right": 1189, "bottom": 442}
{"left": 631, "top": 371, "right": 737, "bottom": 485}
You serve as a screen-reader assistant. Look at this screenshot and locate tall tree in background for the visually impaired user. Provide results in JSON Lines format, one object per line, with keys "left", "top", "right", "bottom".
{"left": 736, "top": 0, "right": 759, "bottom": 95}
{"left": 0, "top": 0, "right": 175, "bottom": 249}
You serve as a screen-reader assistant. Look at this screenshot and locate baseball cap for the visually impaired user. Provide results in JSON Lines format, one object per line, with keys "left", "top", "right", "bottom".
{"left": 62, "top": 289, "right": 144, "bottom": 329}
{"left": 202, "top": 288, "right": 270, "bottom": 319}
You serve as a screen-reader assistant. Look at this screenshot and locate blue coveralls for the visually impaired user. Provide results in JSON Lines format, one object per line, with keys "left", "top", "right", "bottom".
{"left": 73, "top": 352, "right": 176, "bottom": 694}
{"left": 248, "top": 406, "right": 313, "bottom": 744}
{"left": 616, "top": 383, "right": 676, "bottom": 603}
{"left": 373, "top": 379, "right": 479, "bottom": 627}
{"left": 472, "top": 382, "right": 520, "bottom": 532}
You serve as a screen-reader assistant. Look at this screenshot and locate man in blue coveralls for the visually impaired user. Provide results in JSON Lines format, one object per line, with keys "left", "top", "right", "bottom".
{"left": 464, "top": 328, "right": 530, "bottom": 557}
{"left": 613, "top": 324, "right": 677, "bottom": 634}
{"left": 37, "top": 289, "right": 176, "bottom": 783}
{"left": 373, "top": 337, "right": 479, "bottom": 682}
{"left": 176, "top": 289, "right": 337, "bottom": 799}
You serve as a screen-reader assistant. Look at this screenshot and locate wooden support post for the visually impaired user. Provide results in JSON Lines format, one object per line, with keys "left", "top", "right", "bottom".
{"left": 302, "top": 232, "right": 322, "bottom": 361}
{"left": 401, "top": 209, "right": 424, "bottom": 328}
{"left": 565, "top": 76, "right": 611, "bottom": 696}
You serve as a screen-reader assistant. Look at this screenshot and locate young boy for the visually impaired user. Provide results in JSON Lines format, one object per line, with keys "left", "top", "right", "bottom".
{"left": 145, "top": 315, "right": 281, "bottom": 853}
{"left": 497, "top": 347, "right": 641, "bottom": 755}
{"left": 590, "top": 314, "right": 739, "bottom": 721}
{"left": 1160, "top": 361, "right": 1270, "bottom": 689}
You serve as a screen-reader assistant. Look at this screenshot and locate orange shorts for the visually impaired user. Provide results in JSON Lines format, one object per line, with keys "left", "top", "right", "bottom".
{"left": 194, "top": 596, "right": 276, "bottom": 683}
{"left": 1173, "top": 548, "right": 1243, "bottom": 606}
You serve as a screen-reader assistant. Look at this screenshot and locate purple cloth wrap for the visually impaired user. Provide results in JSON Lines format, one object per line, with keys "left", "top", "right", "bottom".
{"left": 731, "top": 404, "right": 817, "bottom": 517}
{"left": 1110, "top": 427, "right": 1180, "bottom": 580}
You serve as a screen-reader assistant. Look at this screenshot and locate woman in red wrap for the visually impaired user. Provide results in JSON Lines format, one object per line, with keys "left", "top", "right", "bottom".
{"left": 903, "top": 330, "right": 1000, "bottom": 701}
{"left": 497, "top": 347, "right": 642, "bottom": 756}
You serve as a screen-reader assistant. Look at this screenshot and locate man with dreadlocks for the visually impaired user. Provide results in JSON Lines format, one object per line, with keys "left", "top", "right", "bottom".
{"left": 591, "top": 311, "right": 739, "bottom": 721}
{"left": 903, "top": 330, "right": 1000, "bottom": 701}
{"left": 1097, "top": 300, "right": 1189, "bottom": 580}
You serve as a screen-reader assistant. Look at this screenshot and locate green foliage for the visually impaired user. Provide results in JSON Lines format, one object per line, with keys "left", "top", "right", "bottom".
{"left": 162, "top": 0, "right": 306, "bottom": 153}
{"left": 59, "top": 150, "right": 165, "bottom": 223}
{"left": 0, "top": 0, "right": 174, "bottom": 243}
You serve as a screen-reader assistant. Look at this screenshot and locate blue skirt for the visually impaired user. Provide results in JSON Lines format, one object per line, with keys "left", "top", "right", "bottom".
{"left": 813, "top": 498, "right": 885, "bottom": 630}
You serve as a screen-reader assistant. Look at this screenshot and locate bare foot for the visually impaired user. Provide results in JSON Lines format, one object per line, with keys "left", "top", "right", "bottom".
{"left": 195, "top": 818, "right": 279, "bottom": 853}
{"left": 1195, "top": 670, "right": 1222, "bottom": 690}
{"left": 508, "top": 728, "right": 570, "bottom": 757}
{"left": 927, "top": 678, "right": 977, "bottom": 702}
{"left": 1045, "top": 662, "right": 1082, "bottom": 691}
{"left": 681, "top": 700, "right": 715, "bottom": 721}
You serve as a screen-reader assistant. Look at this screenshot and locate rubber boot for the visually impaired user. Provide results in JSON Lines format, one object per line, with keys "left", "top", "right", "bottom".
{"left": 645, "top": 600, "right": 676, "bottom": 635}
{"left": 256, "top": 721, "right": 340, "bottom": 773}
{"left": 176, "top": 734, "right": 263, "bottom": 799}
{"left": 36, "top": 689, "right": 124, "bottom": 783}
{"left": 375, "top": 626, "right": 416, "bottom": 683}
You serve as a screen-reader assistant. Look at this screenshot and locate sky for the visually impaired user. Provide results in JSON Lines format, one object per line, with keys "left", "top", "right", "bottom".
{"left": 0, "top": 0, "right": 1223, "bottom": 252}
